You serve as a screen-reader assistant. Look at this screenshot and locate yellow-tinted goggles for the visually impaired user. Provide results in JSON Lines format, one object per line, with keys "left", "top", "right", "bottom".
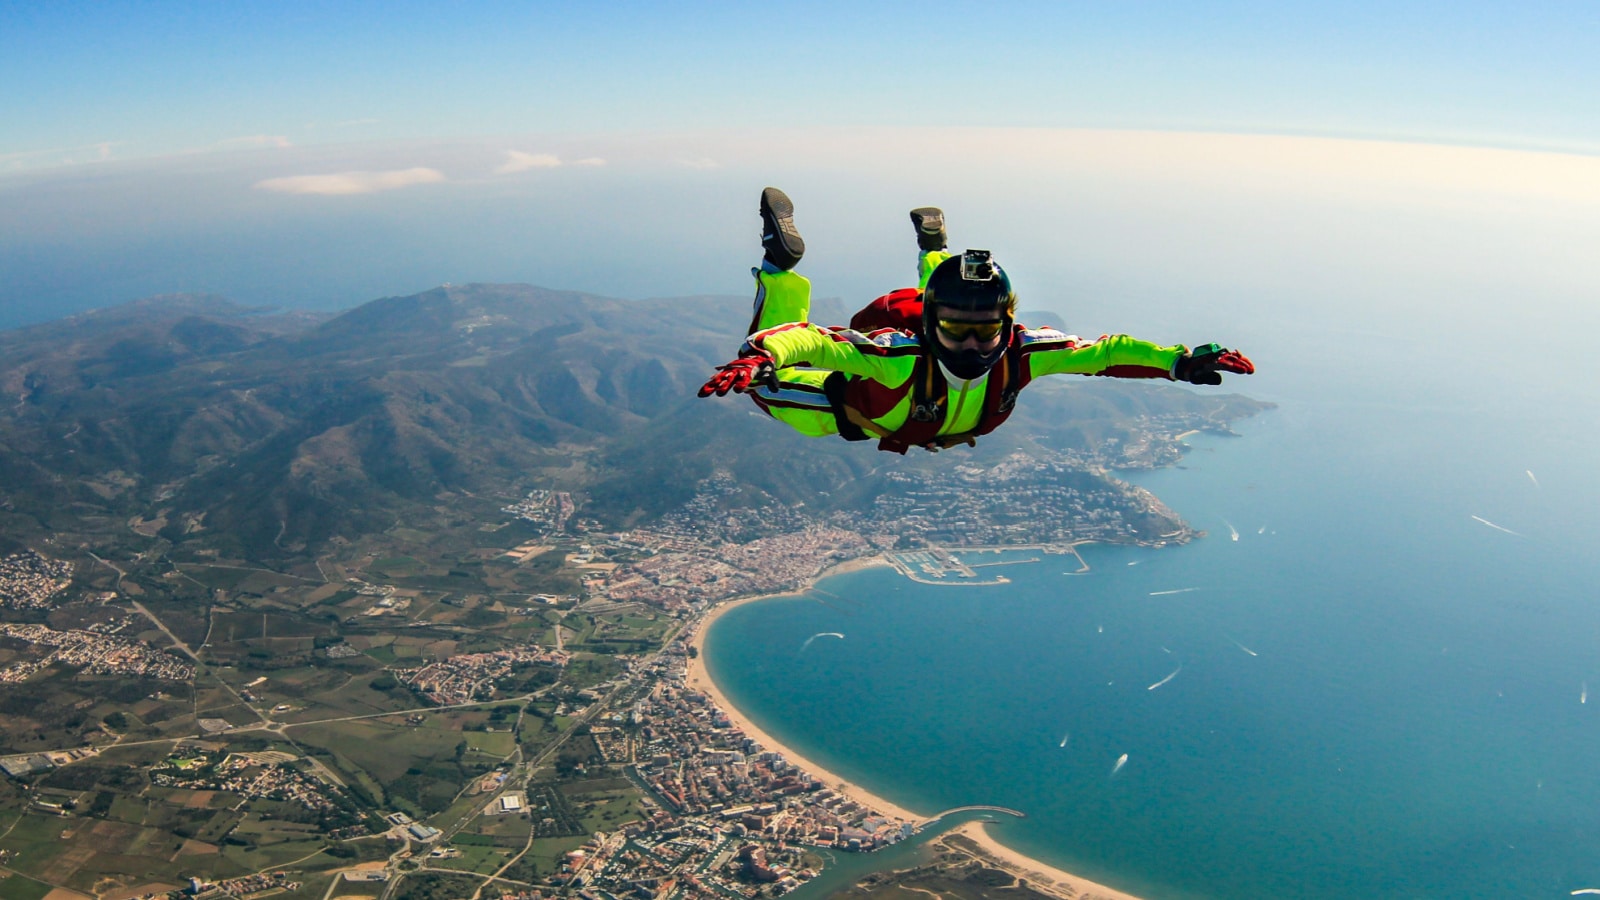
{"left": 937, "top": 318, "right": 1006, "bottom": 341}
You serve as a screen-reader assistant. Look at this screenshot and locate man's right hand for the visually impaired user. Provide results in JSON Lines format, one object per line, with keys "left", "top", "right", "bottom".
{"left": 698, "top": 352, "right": 779, "bottom": 397}
{"left": 1174, "top": 343, "right": 1254, "bottom": 385}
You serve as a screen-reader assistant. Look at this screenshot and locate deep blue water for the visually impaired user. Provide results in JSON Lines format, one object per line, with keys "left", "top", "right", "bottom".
{"left": 703, "top": 383, "right": 1600, "bottom": 899}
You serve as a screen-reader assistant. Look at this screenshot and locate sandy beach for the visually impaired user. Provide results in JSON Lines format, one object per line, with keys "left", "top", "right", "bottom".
{"left": 684, "top": 551, "right": 1149, "bottom": 900}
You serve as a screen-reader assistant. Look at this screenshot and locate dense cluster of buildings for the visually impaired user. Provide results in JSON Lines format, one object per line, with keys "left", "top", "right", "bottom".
{"left": 599, "top": 526, "right": 869, "bottom": 611}
{"left": 852, "top": 453, "right": 1186, "bottom": 546}
{"left": 499, "top": 650, "right": 912, "bottom": 900}
{"left": 182, "top": 871, "right": 298, "bottom": 899}
{"left": 584, "top": 445, "right": 1193, "bottom": 615}
{"left": 152, "top": 752, "right": 345, "bottom": 813}
{"left": 393, "top": 644, "right": 572, "bottom": 705}
{"left": 0, "top": 622, "right": 194, "bottom": 683}
{"left": 0, "top": 550, "right": 73, "bottom": 609}
{"left": 504, "top": 489, "right": 578, "bottom": 534}
{"left": 632, "top": 659, "right": 911, "bottom": 849}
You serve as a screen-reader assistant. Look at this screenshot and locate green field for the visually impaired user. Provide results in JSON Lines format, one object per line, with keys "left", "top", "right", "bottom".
{"left": 430, "top": 842, "right": 510, "bottom": 874}
{"left": 0, "top": 810, "right": 251, "bottom": 893}
{"left": 272, "top": 666, "right": 415, "bottom": 722}
{"left": 221, "top": 837, "right": 331, "bottom": 872}
{"left": 293, "top": 718, "right": 489, "bottom": 817}
{"left": 0, "top": 872, "right": 54, "bottom": 900}
{"left": 464, "top": 730, "right": 517, "bottom": 757}
{"left": 370, "top": 556, "right": 425, "bottom": 577}
{"left": 560, "top": 777, "right": 642, "bottom": 834}
{"left": 391, "top": 871, "right": 485, "bottom": 900}
{"left": 0, "top": 510, "right": 618, "bottom": 894}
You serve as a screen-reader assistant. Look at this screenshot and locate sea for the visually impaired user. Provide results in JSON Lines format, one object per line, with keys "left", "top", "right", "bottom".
{"left": 702, "top": 345, "right": 1600, "bottom": 899}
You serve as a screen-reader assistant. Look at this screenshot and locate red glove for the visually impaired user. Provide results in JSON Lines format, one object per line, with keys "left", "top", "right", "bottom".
{"left": 698, "top": 352, "right": 779, "bottom": 397}
{"left": 1174, "top": 343, "right": 1254, "bottom": 385}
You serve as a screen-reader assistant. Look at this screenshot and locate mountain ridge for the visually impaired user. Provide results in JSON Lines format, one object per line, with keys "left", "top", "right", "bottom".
{"left": 0, "top": 283, "right": 1270, "bottom": 558}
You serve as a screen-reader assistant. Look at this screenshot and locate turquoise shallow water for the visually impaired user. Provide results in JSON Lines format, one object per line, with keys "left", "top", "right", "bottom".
{"left": 704, "top": 383, "right": 1600, "bottom": 899}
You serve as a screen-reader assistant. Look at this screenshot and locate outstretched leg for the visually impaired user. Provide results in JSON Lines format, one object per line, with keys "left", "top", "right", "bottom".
{"left": 742, "top": 188, "right": 837, "bottom": 438}
{"left": 747, "top": 187, "right": 813, "bottom": 333}
{"left": 910, "top": 206, "right": 952, "bottom": 289}
{"left": 748, "top": 267, "right": 812, "bottom": 334}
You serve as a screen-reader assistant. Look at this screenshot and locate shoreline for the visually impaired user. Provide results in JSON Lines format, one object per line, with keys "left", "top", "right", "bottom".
{"left": 944, "top": 821, "right": 1147, "bottom": 900}
{"left": 684, "top": 550, "right": 1149, "bottom": 900}
{"left": 684, "top": 553, "right": 923, "bottom": 825}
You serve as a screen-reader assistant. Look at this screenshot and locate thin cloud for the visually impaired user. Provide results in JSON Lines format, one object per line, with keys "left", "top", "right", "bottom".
{"left": 573, "top": 157, "right": 607, "bottom": 167}
{"left": 0, "top": 141, "right": 120, "bottom": 171}
{"left": 495, "top": 151, "right": 563, "bottom": 174}
{"left": 254, "top": 167, "right": 446, "bottom": 195}
{"left": 215, "top": 135, "right": 293, "bottom": 150}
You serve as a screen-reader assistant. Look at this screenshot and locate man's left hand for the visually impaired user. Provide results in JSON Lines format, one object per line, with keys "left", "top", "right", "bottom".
{"left": 1174, "top": 343, "right": 1254, "bottom": 385}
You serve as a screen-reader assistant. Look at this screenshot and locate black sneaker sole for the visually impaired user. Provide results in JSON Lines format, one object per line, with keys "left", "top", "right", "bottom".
{"left": 910, "top": 206, "right": 947, "bottom": 252}
{"left": 760, "top": 187, "right": 805, "bottom": 270}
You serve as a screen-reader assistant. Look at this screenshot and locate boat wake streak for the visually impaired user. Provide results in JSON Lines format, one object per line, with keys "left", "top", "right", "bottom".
{"left": 1471, "top": 515, "right": 1522, "bottom": 536}
{"left": 1148, "top": 664, "right": 1183, "bottom": 691}
{"left": 799, "top": 632, "right": 845, "bottom": 652}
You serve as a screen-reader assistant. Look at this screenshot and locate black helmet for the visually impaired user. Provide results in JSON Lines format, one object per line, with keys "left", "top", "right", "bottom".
{"left": 923, "top": 250, "right": 1013, "bottom": 315}
{"left": 923, "top": 250, "right": 1015, "bottom": 379}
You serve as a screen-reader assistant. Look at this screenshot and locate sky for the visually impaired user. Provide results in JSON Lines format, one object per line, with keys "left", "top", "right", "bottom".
{"left": 2, "top": 1, "right": 1599, "bottom": 333}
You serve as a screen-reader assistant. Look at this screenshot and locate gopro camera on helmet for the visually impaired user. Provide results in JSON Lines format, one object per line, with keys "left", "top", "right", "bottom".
{"left": 960, "top": 249, "right": 995, "bottom": 282}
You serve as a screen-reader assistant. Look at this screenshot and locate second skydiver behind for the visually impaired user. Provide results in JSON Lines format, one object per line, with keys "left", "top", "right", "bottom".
{"left": 698, "top": 188, "right": 1255, "bottom": 454}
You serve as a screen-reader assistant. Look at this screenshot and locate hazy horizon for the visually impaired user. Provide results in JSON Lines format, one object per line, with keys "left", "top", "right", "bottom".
{"left": 6, "top": 128, "right": 1598, "bottom": 355}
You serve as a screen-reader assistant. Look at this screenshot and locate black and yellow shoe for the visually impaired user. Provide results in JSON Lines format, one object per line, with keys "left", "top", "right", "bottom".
{"left": 910, "top": 206, "right": 946, "bottom": 252}
{"left": 759, "top": 187, "right": 805, "bottom": 271}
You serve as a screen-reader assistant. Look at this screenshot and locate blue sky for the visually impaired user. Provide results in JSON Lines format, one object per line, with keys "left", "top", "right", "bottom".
{"left": 2, "top": 2, "right": 1599, "bottom": 334}
{"left": 5, "top": 0, "right": 1600, "bottom": 169}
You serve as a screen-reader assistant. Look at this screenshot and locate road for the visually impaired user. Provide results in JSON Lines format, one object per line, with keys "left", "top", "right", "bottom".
{"left": 380, "top": 621, "right": 684, "bottom": 900}
{"left": 129, "top": 599, "right": 199, "bottom": 662}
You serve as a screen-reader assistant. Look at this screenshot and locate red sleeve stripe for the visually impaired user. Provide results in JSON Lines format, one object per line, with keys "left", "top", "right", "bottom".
{"left": 1016, "top": 328, "right": 1082, "bottom": 354}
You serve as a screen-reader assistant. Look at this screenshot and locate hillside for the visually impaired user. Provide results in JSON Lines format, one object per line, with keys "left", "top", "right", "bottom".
{"left": 0, "top": 284, "right": 1270, "bottom": 559}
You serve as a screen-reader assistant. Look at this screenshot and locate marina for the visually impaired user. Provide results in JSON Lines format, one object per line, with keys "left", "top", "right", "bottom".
{"left": 886, "top": 544, "right": 1089, "bottom": 585}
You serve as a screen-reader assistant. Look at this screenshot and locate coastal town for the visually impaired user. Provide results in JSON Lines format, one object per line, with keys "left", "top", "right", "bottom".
{"left": 523, "top": 646, "right": 922, "bottom": 900}
{"left": 0, "top": 428, "right": 1230, "bottom": 900}
{"left": 588, "top": 451, "right": 1191, "bottom": 612}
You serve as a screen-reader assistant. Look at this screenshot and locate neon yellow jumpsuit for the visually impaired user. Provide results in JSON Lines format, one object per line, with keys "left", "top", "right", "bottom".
{"left": 743, "top": 251, "right": 1188, "bottom": 448}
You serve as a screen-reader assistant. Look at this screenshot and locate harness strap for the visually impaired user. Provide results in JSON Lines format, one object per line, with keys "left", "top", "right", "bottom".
{"left": 999, "top": 339, "right": 1022, "bottom": 412}
{"left": 845, "top": 406, "right": 894, "bottom": 439}
{"left": 824, "top": 371, "right": 872, "bottom": 442}
{"left": 911, "top": 349, "right": 943, "bottom": 422}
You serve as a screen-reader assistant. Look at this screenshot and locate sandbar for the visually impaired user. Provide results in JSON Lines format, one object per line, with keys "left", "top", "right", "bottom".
{"left": 945, "top": 821, "right": 1147, "bottom": 900}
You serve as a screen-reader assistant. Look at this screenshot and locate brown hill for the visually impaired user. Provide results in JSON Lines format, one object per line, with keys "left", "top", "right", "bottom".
{"left": 0, "top": 284, "right": 1268, "bottom": 558}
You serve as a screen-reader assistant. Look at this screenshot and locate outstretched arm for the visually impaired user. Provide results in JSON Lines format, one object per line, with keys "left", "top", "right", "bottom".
{"left": 1022, "top": 330, "right": 1253, "bottom": 384}
{"left": 1024, "top": 331, "right": 1184, "bottom": 379}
